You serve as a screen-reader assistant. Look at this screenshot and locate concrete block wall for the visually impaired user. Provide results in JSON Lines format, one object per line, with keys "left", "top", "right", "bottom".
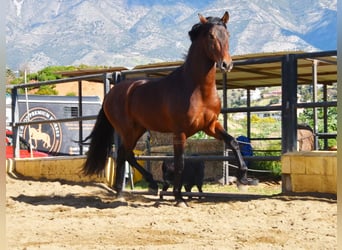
{"left": 8, "top": 156, "right": 107, "bottom": 183}
{"left": 281, "top": 151, "right": 337, "bottom": 194}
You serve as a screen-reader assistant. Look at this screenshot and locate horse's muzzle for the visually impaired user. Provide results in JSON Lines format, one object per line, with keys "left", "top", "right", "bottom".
{"left": 218, "top": 60, "right": 233, "bottom": 72}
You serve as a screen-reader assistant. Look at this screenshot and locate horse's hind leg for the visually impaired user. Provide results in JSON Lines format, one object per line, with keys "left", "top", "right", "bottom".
{"left": 126, "top": 151, "right": 158, "bottom": 194}
{"left": 114, "top": 144, "right": 127, "bottom": 197}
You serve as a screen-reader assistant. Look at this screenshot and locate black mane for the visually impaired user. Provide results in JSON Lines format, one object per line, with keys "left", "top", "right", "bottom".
{"left": 188, "top": 16, "right": 227, "bottom": 42}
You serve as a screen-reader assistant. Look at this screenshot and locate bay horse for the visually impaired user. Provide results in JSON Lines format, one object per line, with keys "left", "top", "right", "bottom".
{"left": 83, "top": 11, "right": 248, "bottom": 205}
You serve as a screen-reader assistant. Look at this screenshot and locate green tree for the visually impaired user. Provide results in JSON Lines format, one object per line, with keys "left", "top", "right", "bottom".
{"left": 298, "top": 107, "right": 337, "bottom": 148}
{"left": 35, "top": 85, "right": 58, "bottom": 95}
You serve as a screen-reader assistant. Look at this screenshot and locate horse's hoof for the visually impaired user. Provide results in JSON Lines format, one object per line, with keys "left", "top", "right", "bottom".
{"left": 175, "top": 200, "right": 188, "bottom": 208}
{"left": 236, "top": 181, "right": 249, "bottom": 192}
{"left": 115, "top": 192, "right": 126, "bottom": 202}
{"left": 237, "top": 175, "right": 249, "bottom": 185}
{"left": 115, "top": 195, "right": 126, "bottom": 203}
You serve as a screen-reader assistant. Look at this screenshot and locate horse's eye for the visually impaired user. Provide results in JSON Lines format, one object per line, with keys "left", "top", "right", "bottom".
{"left": 209, "top": 33, "right": 215, "bottom": 40}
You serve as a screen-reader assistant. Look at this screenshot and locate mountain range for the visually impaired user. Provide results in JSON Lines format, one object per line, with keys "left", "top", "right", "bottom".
{"left": 6, "top": 0, "right": 337, "bottom": 72}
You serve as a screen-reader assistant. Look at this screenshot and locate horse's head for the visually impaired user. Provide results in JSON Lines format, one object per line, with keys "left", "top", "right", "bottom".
{"left": 189, "top": 11, "right": 233, "bottom": 72}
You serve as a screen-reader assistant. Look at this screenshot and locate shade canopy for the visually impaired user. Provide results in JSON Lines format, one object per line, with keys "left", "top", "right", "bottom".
{"left": 59, "top": 51, "right": 337, "bottom": 90}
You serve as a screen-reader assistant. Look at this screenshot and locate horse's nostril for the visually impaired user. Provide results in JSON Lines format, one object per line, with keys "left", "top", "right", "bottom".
{"left": 219, "top": 61, "right": 233, "bottom": 72}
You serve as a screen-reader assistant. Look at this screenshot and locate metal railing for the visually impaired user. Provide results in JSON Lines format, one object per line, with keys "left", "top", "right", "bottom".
{"left": 6, "top": 72, "right": 115, "bottom": 157}
{"left": 6, "top": 51, "right": 337, "bottom": 166}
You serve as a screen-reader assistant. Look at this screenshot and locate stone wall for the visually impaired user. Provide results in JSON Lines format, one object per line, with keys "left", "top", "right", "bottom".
{"left": 281, "top": 151, "right": 337, "bottom": 194}
{"left": 7, "top": 156, "right": 107, "bottom": 183}
{"left": 6, "top": 132, "right": 230, "bottom": 185}
{"left": 139, "top": 131, "right": 227, "bottom": 182}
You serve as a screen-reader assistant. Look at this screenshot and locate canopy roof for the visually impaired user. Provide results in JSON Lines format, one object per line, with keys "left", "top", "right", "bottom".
{"left": 222, "top": 51, "right": 337, "bottom": 89}
{"left": 60, "top": 51, "right": 337, "bottom": 89}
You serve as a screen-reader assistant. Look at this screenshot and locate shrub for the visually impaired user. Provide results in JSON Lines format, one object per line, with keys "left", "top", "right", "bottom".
{"left": 35, "top": 85, "right": 58, "bottom": 95}
{"left": 250, "top": 143, "right": 282, "bottom": 177}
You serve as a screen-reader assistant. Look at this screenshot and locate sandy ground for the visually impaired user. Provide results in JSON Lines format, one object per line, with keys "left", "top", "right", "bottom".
{"left": 6, "top": 175, "right": 336, "bottom": 250}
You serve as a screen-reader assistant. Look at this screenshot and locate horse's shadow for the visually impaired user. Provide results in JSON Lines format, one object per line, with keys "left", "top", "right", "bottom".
{"left": 9, "top": 178, "right": 336, "bottom": 209}
{"left": 9, "top": 178, "right": 176, "bottom": 209}
{"left": 9, "top": 192, "right": 266, "bottom": 210}
{"left": 11, "top": 193, "right": 129, "bottom": 209}
{"left": 10, "top": 191, "right": 336, "bottom": 210}
{"left": 9, "top": 188, "right": 271, "bottom": 210}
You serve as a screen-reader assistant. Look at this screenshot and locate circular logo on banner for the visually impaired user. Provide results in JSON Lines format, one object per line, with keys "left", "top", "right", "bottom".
{"left": 19, "top": 107, "right": 62, "bottom": 154}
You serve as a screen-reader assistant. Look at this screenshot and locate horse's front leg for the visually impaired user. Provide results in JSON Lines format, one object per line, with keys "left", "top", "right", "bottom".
{"left": 205, "top": 122, "right": 249, "bottom": 185}
{"left": 222, "top": 132, "right": 249, "bottom": 185}
{"left": 172, "top": 133, "right": 187, "bottom": 207}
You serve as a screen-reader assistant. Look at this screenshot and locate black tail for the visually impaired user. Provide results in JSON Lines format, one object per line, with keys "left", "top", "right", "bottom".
{"left": 83, "top": 107, "right": 114, "bottom": 176}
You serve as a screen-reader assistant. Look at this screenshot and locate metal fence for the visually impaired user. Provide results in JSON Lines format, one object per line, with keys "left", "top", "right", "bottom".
{"left": 6, "top": 51, "right": 337, "bottom": 174}
{"left": 7, "top": 72, "right": 115, "bottom": 157}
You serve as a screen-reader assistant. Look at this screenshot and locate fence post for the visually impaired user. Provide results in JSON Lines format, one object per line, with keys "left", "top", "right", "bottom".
{"left": 109, "top": 72, "right": 121, "bottom": 188}
{"left": 78, "top": 80, "right": 83, "bottom": 155}
{"left": 281, "top": 54, "right": 298, "bottom": 193}
{"left": 281, "top": 54, "right": 298, "bottom": 154}
{"left": 221, "top": 72, "right": 230, "bottom": 185}
{"left": 11, "top": 87, "right": 20, "bottom": 158}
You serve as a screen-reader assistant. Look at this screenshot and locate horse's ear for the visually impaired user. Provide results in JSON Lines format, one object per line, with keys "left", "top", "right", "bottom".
{"left": 221, "top": 11, "right": 229, "bottom": 24}
{"left": 198, "top": 13, "right": 207, "bottom": 24}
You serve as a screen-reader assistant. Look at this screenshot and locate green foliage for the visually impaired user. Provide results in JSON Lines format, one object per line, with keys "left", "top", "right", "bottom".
{"left": 327, "top": 107, "right": 337, "bottom": 131}
{"left": 297, "top": 83, "right": 337, "bottom": 148}
{"left": 190, "top": 131, "right": 212, "bottom": 139}
{"left": 10, "top": 78, "right": 23, "bottom": 85}
{"left": 27, "top": 66, "right": 64, "bottom": 81}
{"left": 230, "top": 114, "right": 280, "bottom": 140}
{"left": 227, "top": 114, "right": 282, "bottom": 176}
{"left": 251, "top": 143, "right": 282, "bottom": 177}
{"left": 269, "top": 98, "right": 280, "bottom": 105}
{"left": 7, "top": 64, "right": 104, "bottom": 96}
{"left": 298, "top": 85, "right": 312, "bottom": 102}
{"left": 227, "top": 89, "right": 247, "bottom": 107}
{"left": 35, "top": 85, "right": 58, "bottom": 95}
{"left": 298, "top": 106, "right": 337, "bottom": 148}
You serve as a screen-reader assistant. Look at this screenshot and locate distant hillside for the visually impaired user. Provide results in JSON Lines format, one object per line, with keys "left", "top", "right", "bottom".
{"left": 6, "top": 0, "right": 337, "bottom": 72}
